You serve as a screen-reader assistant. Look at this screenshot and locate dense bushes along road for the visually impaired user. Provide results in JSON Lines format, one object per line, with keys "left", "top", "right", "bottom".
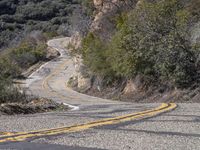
{"left": 82, "top": 0, "right": 200, "bottom": 89}
{"left": 0, "top": 32, "right": 48, "bottom": 104}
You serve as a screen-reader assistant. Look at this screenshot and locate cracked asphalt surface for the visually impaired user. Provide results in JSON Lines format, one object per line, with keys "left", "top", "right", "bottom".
{"left": 0, "top": 38, "right": 199, "bottom": 150}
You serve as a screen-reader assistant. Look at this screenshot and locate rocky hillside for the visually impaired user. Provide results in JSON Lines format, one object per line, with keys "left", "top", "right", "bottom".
{"left": 91, "top": 0, "right": 138, "bottom": 39}
{"left": 91, "top": 0, "right": 200, "bottom": 40}
{"left": 69, "top": 0, "right": 200, "bottom": 103}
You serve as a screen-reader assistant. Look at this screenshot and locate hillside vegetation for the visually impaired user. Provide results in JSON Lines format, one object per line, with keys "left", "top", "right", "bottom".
{"left": 81, "top": 0, "right": 200, "bottom": 97}
{"left": 0, "top": 32, "right": 48, "bottom": 103}
{"left": 0, "top": 0, "right": 89, "bottom": 50}
{"left": 0, "top": 0, "right": 92, "bottom": 104}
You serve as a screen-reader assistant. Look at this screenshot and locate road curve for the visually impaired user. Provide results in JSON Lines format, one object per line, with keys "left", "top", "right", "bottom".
{"left": 0, "top": 38, "right": 199, "bottom": 150}
{"left": 27, "top": 38, "right": 118, "bottom": 107}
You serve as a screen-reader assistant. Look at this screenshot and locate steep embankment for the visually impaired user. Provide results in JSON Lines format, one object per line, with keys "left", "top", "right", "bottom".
{"left": 68, "top": 0, "right": 200, "bottom": 103}
{"left": 68, "top": 0, "right": 139, "bottom": 90}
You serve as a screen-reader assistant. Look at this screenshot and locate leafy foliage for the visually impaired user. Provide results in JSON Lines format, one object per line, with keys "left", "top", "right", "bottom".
{"left": 0, "top": 0, "right": 87, "bottom": 50}
{"left": 82, "top": 0, "right": 200, "bottom": 88}
{"left": 0, "top": 32, "right": 47, "bottom": 103}
{"left": 82, "top": 33, "right": 114, "bottom": 76}
{"left": 187, "top": 0, "right": 200, "bottom": 22}
{"left": 81, "top": 0, "right": 95, "bottom": 16}
{"left": 11, "top": 39, "right": 47, "bottom": 68}
{"left": 0, "top": 58, "right": 26, "bottom": 104}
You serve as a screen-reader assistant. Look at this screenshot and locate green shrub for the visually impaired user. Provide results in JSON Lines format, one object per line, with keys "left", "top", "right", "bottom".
{"left": 0, "top": 77, "right": 27, "bottom": 104}
{"left": 82, "top": 0, "right": 200, "bottom": 88}
{"left": 43, "top": 32, "right": 58, "bottom": 39}
{"left": 10, "top": 40, "right": 47, "bottom": 68}
{"left": 81, "top": 0, "right": 95, "bottom": 16}
{"left": 0, "top": 58, "right": 20, "bottom": 78}
{"left": 0, "top": 0, "right": 86, "bottom": 49}
{"left": 0, "top": 58, "right": 27, "bottom": 104}
{"left": 114, "top": 12, "right": 128, "bottom": 30}
{"left": 112, "top": 0, "right": 198, "bottom": 87}
{"left": 82, "top": 32, "right": 114, "bottom": 77}
{"left": 109, "top": 0, "right": 199, "bottom": 87}
{"left": 0, "top": 32, "right": 48, "bottom": 103}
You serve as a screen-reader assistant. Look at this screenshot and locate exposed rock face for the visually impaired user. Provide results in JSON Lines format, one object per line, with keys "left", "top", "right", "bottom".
{"left": 123, "top": 80, "right": 138, "bottom": 95}
{"left": 68, "top": 0, "right": 139, "bottom": 91}
{"left": 76, "top": 63, "right": 92, "bottom": 90}
{"left": 46, "top": 46, "right": 60, "bottom": 60}
{"left": 91, "top": 0, "right": 138, "bottom": 39}
{"left": 91, "top": 0, "right": 162, "bottom": 40}
{"left": 66, "top": 0, "right": 200, "bottom": 102}
{"left": 123, "top": 75, "right": 149, "bottom": 95}
{"left": 77, "top": 75, "right": 92, "bottom": 90}
{"left": 69, "top": 32, "right": 82, "bottom": 50}
{"left": 68, "top": 35, "right": 92, "bottom": 91}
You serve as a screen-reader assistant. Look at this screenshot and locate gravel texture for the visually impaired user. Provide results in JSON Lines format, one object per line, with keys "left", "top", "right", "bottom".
{"left": 30, "top": 104, "right": 200, "bottom": 150}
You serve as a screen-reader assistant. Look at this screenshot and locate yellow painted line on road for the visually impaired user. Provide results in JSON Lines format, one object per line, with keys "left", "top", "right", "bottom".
{"left": 0, "top": 56, "right": 71, "bottom": 139}
{"left": 0, "top": 132, "right": 13, "bottom": 136}
{"left": 41, "top": 58, "right": 78, "bottom": 100}
{"left": 0, "top": 46, "right": 177, "bottom": 143}
{"left": 0, "top": 103, "right": 177, "bottom": 143}
{"left": 42, "top": 58, "right": 81, "bottom": 101}
{"left": 42, "top": 59, "right": 70, "bottom": 90}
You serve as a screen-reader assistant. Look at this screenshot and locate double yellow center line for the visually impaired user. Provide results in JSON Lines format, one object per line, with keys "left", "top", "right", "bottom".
{"left": 0, "top": 103, "right": 177, "bottom": 143}
{"left": 0, "top": 45, "right": 177, "bottom": 143}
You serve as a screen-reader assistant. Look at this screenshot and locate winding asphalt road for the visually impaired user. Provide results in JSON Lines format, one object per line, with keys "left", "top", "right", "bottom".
{"left": 0, "top": 38, "right": 199, "bottom": 150}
